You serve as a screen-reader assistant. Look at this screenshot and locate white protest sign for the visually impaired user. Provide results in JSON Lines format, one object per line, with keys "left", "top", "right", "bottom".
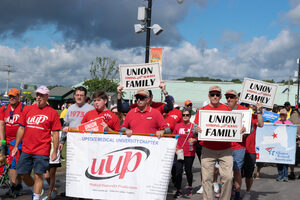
{"left": 198, "top": 110, "right": 243, "bottom": 142}
{"left": 119, "top": 62, "right": 162, "bottom": 91}
{"left": 234, "top": 110, "right": 252, "bottom": 134}
{"left": 66, "top": 133, "right": 176, "bottom": 200}
{"left": 240, "top": 78, "right": 278, "bottom": 108}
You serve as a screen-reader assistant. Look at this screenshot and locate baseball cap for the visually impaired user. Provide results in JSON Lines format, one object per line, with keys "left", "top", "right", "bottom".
{"left": 209, "top": 86, "right": 221, "bottom": 93}
{"left": 225, "top": 89, "right": 238, "bottom": 96}
{"left": 36, "top": 85, "right": 50, "bottom": 95}
{"left": 279, "top": 109, "right": 287, "bottom": 115}
{"left": 8, "top": 88, "right": 20, "bottom": 96}
{"left": 135, "top": 90, "right": 150, "bottom": 97}
{"left": 185, "top": 100, "right": 192, "bottom": 106}
{"left": 165, "top": 95, "right": 174, "bottom": 102}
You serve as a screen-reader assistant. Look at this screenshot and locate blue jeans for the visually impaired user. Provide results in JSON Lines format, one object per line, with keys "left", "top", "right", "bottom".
{"left": 277, "top": 164, "right": 288, "bottom": 179}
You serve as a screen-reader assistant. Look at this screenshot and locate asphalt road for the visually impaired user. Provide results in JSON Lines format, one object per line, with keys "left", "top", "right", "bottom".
{"left": 1, "top": 158, "right": 300, "bottom": 200}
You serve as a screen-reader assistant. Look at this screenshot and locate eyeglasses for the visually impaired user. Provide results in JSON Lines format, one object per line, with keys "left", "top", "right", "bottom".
{"left": 136, "top": 95, "right": 147, "bottom": 101}
{"left": 182, "top": 114, "right": 190, "bottom": 117}
{"left": 10, "top": 111, "right": 13, "bottom": 120}
{"left": 186, "top": 104, "right": 192, "bottom": 107}
{"left": 209, "top": 93, "right": 221, "bottom": 97}
{"left": 225, "top": 95, "right": 236, "bottom": 99}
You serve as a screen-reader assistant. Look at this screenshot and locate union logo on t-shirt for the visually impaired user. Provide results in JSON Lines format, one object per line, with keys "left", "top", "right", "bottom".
{"left": 4, "top": 114, "right": 20, "bottom": 124}
{"left": 27, "top": 115, "right": 49, "bottom": 125}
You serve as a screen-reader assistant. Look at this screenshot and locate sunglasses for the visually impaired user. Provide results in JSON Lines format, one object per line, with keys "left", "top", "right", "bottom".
{"left": 225, "top": 95, "right": 236, "bottom": 99}
{"left": 186, "top": 104, "right": 192, "bottom": 107}
{"left": 136, "top": 95, "right": 147, "bottom": 101}
{"left": 182, "top": 114, "right": 190, "bottom": 117}
{"left": 209, "top": 93, "right": 221, "bottom": 97}
{"left": 10, "top": 111, "right": 13, "bottom": 120}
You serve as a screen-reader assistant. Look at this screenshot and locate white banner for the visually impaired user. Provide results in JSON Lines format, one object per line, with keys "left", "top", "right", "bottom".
{"left": 234, "top": 110, "right": 252, "bottom": 134}
{"left": 66, "top": 133, "right": 176, "bottom": 200}
{"left": 119, "top": 63, "right": 162, "bottom": 91}
{"left": 240, "top": 78, "right": 278, "bottom": 108}
{"left": 198, "top": 110, "right": 243, "bottom": 142}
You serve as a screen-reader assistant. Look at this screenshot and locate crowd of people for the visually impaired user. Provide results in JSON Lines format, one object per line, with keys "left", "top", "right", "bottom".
{"left": 0, "top": 83, "right": 299, "bottom": 200}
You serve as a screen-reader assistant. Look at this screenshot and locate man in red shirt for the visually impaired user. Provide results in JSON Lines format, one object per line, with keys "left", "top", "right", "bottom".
{"left": 194, "top": 86, "right": 233, "bottom": 200}
{"left": 11, "top": 86, "right": 62, "bottom": 200}
{"left": 164, "top": 96, "right": 183, "bottom": 131}
{"left": 81, "top": 90, "right": 120, "bottom": 132}
{"left": 0, "top": 88, "right": 25, "bottom": 195}
{"left": 117, "top": 81, "right": 173, "bottom": 114}
{"left": 121, "top": 89, "right": 170, "bottom": 137}
{"left": 242, "top": 102, "right": 263, "bottom": 200}
{"left": 225, "top": 89, "right": 248, "bottom": 199}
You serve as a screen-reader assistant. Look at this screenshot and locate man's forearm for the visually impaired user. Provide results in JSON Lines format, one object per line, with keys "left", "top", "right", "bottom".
{"left": 257, "top": 114, "right": 264, "bottom": 127}
{"left": 0, "top": 121, "right": 5, "bottom": 141}
{"left": 52, "top": 131, "right": 59, "bottom": 153}
{"left": 15, "top": 126, "right": 25, "bottom": 147}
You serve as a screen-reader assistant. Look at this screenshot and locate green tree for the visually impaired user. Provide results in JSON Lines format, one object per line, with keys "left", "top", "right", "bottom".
{"left": 24, "top": 93, "right": 35, "bottom": 102}
{"left": 83, "top": 57, "right": 119, "bottom": 95}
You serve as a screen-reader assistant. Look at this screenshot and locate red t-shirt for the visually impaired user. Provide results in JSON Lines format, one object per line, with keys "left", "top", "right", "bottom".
{"left": 194, "top": 103, "right": 232, "bottom": 150}
{"left": 122, "top": 106, "right": 168, "bottom": 134}
{"left": 18, "top": 104, "right": 62, "bottom": 156}
{"left": 81, "top": 109, "right": 120, "bottom": 132}
{"left": 0, "top": 102, "right": 25, "bottom": 144}
{"left": 232, "top": 104, "right": 249, "bottom": 151}
{"left": 165, "top": 108, "right": 183, "bottom": 131}
{"left": 173, "top": 122, "right": 196, "bottom": 157}
{"left": 130, "top": 101, "right": 165, "bottom": 114}
{"left": 245, "top": 115, "right": 258, "bottom": 154}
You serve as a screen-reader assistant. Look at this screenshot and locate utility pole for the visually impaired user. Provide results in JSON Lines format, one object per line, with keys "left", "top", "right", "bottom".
{"left": 0, "top": 65, "right": 16, "bottom": 96}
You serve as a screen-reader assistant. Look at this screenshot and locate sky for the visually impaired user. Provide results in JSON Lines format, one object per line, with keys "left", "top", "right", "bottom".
{"left": 0, "top": 0, "right": 300, "bottom": 93}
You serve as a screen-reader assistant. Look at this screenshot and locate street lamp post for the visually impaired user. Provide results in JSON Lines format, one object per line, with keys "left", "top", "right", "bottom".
{"left": 145, "top": 0, "right": 152, "bottom": 63}
{"left": 298, "top": 58, "right": 300, "bottom": 103}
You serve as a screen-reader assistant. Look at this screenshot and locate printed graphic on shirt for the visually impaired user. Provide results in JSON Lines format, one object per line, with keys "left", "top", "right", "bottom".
{"left": 70, "top": 111, "right": 85, "bottom": 118}
{"left": 26, "top": 115, "right": 49, "bottom": 130}
{"left": 4, "top": 114, "right": 20, "bottom": 125}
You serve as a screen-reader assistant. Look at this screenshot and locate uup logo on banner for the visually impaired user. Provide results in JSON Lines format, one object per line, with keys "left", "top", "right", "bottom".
{"left": 66, "top": 133, "right": 176, "bottom": 200}
{"left": 85, "top": 146, "right": 150, "bottom": 180}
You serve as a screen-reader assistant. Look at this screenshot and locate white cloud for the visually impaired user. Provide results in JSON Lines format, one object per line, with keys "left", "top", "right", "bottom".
{"left": 284, "top": 1, "right": 300, "bottom": 26}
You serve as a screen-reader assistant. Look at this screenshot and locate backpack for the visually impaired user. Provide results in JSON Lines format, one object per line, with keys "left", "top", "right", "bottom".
{"left": 3, "top": 103, "right": 25, "bottom": 112}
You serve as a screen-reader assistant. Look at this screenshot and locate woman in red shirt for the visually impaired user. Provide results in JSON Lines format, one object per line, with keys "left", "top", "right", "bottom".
{"left": 172, "top": 108, "right": 197, "bottom": 198}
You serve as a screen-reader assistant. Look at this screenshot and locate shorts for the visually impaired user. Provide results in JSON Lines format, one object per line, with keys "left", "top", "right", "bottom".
{"left": 49, "top": 163, "right": 62, "bottom": 169}
{"left": 17, "top": 152, "right": 49, "bottom": 175}
{"left": 7, "top": 145, "right": 21, "bottom": 169}
{"left": 232, "top": 148, "right": 246, "bottom": 170}
{"left": 242, "top": 153, "right": 256, "bottom": 178}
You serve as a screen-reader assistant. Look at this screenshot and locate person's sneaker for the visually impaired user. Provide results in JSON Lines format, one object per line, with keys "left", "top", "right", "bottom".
{"left": 41, "top": 196, "right": 50, "bottom": 200}
{"left": 173, "top": 190, "right": 182, "bottom": 199}
{"left": 276, "top": 176, "right": 283, "bottom": 181}
{"left": 213, "top": 182, "right": 220, "bottom": 193}
{"left": 243, "top": 192, "right": 251, "bottom": 200}
{"left": 15, "top": 184, "right": 23, "bottom": 196}
{"left": 50, "top": 190, "right": 57, "bottom": 199}
{"left": 288, "top": 172, "right": 295, "bottom": 180}
{"left": 196, "top": 186, "right": 203, "bottom": 194}
{"left": 234, "top": 191, "right": 241, "bottom": 200}
{"left": 283, "top": 177, "right": 288, "bottom": 182}
{"left": 215, "top": 192, "right": 221, "bottom": 198}
{"left": 186, "top": 187, "right": 193, "bottom": 196}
